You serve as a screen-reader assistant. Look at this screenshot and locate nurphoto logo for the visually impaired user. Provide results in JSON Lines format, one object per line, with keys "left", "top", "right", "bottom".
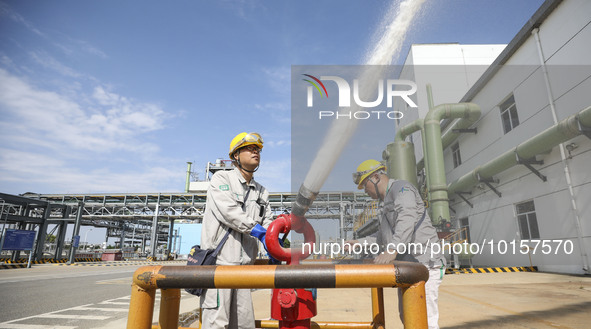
{"left": 303, "top": 73, "right": 418, "bottom": 120}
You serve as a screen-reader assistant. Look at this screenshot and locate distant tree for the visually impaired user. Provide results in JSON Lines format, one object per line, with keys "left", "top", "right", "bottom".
{"left": 46, "top": 234, "right": 56, "bottom": 243}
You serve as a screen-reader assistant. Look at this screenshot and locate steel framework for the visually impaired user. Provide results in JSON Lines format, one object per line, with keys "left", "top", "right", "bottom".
{"left": 0, "top": 191, "right": 372, "bottom": 261}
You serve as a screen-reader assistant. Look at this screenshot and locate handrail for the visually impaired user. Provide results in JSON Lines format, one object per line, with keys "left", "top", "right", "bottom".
{"left": 127, "top": 263, "right": 429, "bottom": 329}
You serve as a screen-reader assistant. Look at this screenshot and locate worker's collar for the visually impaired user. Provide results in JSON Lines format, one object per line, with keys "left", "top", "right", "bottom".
{"left": 233, "top": 167, "right": 256, "bottom": 187}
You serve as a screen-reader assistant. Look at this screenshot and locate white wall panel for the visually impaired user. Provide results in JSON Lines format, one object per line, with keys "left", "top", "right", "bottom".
{"left": 538, "top": 0, "right": 591, "bottom": 62}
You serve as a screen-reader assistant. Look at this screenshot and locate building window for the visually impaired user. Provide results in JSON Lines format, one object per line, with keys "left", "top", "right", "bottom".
{"left": 500, "top": 94, "right": 520, "bottom": 134}
{"left": 451, "top": 142, "right": 462, "bottom": 168}
{"left": 460, "top": 217, "right": 471, "bottom": 243}
{"left": 516, "top": 200, "right": 540, "bottom": 239}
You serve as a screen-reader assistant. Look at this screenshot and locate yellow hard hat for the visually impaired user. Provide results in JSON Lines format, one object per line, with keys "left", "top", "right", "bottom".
{"left": 229, "top": 132, "right": 264, "bottom": 158}
{"left": 353, "top": 159, "right": 386, "bottom": 189}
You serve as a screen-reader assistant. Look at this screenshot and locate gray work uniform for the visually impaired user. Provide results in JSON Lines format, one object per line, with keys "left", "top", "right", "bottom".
{"left": 200, "top": 167, "right": 274, "bottom": 329}
{"left": 378, "top": 179, "right": 444, "bottom": 267}
{"left": 368, "top": 179, "right": 445, "bottom": 329}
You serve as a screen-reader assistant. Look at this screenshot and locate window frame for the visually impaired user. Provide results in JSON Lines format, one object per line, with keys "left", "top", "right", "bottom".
{"left": 500, "top": 94, "right": 520, "bottom": 134}
{"left": 451, "top": 142, "right": 462, "bottom": 168}
{"left": 515, "top": 200, "right": 540, "bottom": 240}
{"left": 459, "top": 217, "right": 471, "bottom": 244}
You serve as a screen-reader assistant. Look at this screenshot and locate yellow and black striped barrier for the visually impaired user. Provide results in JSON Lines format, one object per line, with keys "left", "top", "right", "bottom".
{"left": 74, "top": 257, "right": 102, "bottom": 262}
{"left": 128, "top": 264, "right": 431, "bottom": 329}
{"left": 1, "top": 263, "right": 28, "bottom": 269}
{"left": 60, "top": 260, "right": 185, "bottom": 267}
{"left": 446, "top": 266, "right": 538, "bottom": 274}
{"left": 0, "top": 258, "right": 102, "bottom": 269}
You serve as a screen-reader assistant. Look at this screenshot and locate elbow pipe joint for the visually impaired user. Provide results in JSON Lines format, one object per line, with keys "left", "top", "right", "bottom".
{"left": 266, "top": 214, "right": 291, "bottom": 261}
{"left": 266, "top": 213, "right": 316, "bottom": 263}
{"left": 394, "top": 118, "right": 424, "bottom": 142}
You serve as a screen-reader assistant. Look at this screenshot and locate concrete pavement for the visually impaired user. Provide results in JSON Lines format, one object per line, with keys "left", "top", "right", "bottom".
{"left": 180, "top": 272, "right": 591, "bottom": 329}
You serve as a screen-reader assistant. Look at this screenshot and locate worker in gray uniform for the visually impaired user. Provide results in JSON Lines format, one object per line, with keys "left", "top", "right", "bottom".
{"left": 200, "top": 132, "right": 275, "bottom": 329}
{"left": 350, "top": 159, "right": 445, "bottom": 329}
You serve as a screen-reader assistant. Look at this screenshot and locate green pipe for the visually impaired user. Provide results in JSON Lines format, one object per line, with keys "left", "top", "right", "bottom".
{"left": 440, "top": 107, "right": 482, "bottom": 148}
{"left": 385, "top": 140, "right": 418, "bottom": 188}
{"left": 449, "top": 105, "right": 591, "bottom": 195}
{"left": 390, "top": 115, "right": 424, "bottom": 188}
{"left": 424, "top": 103, "right": 481, "bottom": 225}
{"left": 395, "top": 118, "right": 424, "bottom": 143}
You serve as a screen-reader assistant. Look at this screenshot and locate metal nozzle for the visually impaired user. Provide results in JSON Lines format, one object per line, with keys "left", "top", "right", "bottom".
{"left": 291, "top": 184, "right": 319, "bottom": 217}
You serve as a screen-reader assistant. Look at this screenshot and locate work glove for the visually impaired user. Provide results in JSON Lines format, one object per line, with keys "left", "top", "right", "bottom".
{"left": 250, "top": 223, "right": 268, "bottom": 250}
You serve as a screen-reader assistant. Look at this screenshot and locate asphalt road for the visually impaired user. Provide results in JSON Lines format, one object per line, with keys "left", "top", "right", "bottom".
{"left": 0, "top": 261, "right": 185, "bottom": 329}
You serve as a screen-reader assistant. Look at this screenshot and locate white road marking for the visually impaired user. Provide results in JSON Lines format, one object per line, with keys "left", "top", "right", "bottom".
{"left": 0, "top": 298, "right": 129, "bottom": 327}
{"left": 0, "top": 324, "right": 77, "bottom": 329}
{"left": 36, "top": 314, "right": 111, "bottom": 320}
{"left": 71, "top": 306, "right": 127, "bottom": 312}
{"left": 0, "top": 270, "right": 136, "bottom": 285}
{"left": 99, "top": 301, "right": 129, "bottom": 305}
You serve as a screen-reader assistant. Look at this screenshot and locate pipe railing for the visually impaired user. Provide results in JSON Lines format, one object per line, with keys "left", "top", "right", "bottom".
{"left": 127, "top": 263, "right": 429, "bottom": 329}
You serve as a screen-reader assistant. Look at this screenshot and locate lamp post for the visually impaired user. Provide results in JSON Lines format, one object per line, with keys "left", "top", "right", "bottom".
{"left": 84, "top": 228, "right": 93, "bottom": 250}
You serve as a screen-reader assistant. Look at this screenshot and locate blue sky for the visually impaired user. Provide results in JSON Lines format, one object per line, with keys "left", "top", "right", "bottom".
{"left": 0, "top": 0, "right": 546, "bottom": 197}
{"left": 0, "top": 1, "right": 547, "bottom": 244}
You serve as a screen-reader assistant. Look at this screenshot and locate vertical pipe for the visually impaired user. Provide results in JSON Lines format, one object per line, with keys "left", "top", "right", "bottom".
{"left": 34, "top": 205, "right": 51, "bottom": 261}
{"left": 185, "top": 162, "right": 192, "bottom": 193}
{"left": 371, "top": 288, "right": 385, "bottom": 329}
{"left": 158, "top": 289, "right": 181, "bottom": 329}
{"left": 424, "top": 85, "right": 434, "bottom": 210}
{"left": 339, "top": 202, "right": 345, "bottom": 241}
{"left": 172, "top": 229, "right": 178, "bottom": 255}
{"left": 532, "top": 28, "right": 589, "bottom": 273}
{"left": 68, "top": 202, "right": 84, "bottom": 264}
{"left": 424, "top": 109, "right": 450, "bottom": 226}
{"left": 151, "top": 197, "right": 160, "bottom": 258}
{"left": 198, "top": 308, "right": 203, "bottom": 329}
{"left": 426, "top": 84, "right": 434, "bottom": 111}
{"left": 424, "top": 103, "right": 480, "bottom": 226}
{"left": 119, "top": 223, "right": 126, "bottom": 249}
{"left": 400, "top": 281, "right": 428, "bottom": 329}
{"left": 141, "top": 235, "right": 146, "bottom": 254}
{"left": 55, "top": 206, "right": 70, "bottom": 260}
{"left": 384, "top": 141, "right": 418, "bottom": 188}
{"left": 167, "top": 219, "right": 175, "bottom": 259}
{"left": 127, "top": 283, "right": 156, "bottom": 329}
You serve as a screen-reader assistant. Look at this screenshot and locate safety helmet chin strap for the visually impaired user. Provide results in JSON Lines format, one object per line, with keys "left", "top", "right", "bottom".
{"left": 235, "top": 150, "right": 259, "bottom": 173}
{"left": 369, "top": 174, "right": 383, "bottom": 201}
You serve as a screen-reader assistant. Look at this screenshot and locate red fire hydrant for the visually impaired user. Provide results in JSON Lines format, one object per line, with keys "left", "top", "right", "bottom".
{"left": 265, "top": 214, "right": 317, "bottom": 329}
{"left": 271, "top": 288, "right": 317, "bottom": 329}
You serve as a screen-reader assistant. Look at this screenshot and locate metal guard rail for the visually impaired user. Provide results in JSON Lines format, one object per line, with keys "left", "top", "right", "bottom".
{"left": 127, "top": 263, "right": 429, "bottom": 329}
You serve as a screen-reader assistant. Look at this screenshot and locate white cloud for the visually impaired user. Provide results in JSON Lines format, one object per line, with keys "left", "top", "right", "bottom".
{"left": 0, "top": 67, "right": 180, "bottom": 194}
{"left": 219, "top": 0, "right": 267, "bottom": 21}
{"left": 0, "top": 2, "right": 44, "bottom": 37}
{"left": 29, "top": 51, "right": 83, "bottom": 78}
{"left": 262, "top": 66, "right": 291, "bottom": 96}
{"left": 253, "top": 102, "right": 290, "bottom": 124}
{"left": 0, "top": 68, "right": 167, "bottom": 153}
{"left": 266, "top": 139, "right": 291, "bottom": 148}
{"left": 0, "top": 148, "right": 181, "bottom": 193}
{"left": 71, "top": 38, "right": 108, "bottom": 59}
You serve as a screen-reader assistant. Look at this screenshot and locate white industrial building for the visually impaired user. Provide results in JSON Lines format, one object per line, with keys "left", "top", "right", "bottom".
{"left": 395, "top": 0, "right": 591, "bottom": 275}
